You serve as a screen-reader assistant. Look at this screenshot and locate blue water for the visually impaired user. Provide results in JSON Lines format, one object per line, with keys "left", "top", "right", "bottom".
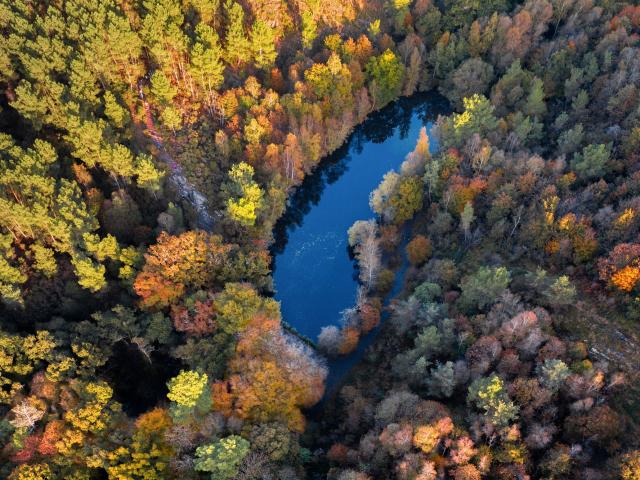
{"left": 271, "top": 92, "right": 450, "bottom": 387}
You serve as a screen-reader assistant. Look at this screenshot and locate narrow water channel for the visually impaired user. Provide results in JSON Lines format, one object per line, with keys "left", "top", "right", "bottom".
{"left": 272, "top": 92, "right": 450, "bottom": 389}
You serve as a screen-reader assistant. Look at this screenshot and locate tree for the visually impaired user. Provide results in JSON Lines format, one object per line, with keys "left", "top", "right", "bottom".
{"left": 620, "top": 451, "right": 640, "bottom": 480}
{"left": 467, "top": 374, "right": 518, "bottom": 428}
{"left": 224, "top": 1, "right": 250, "bottom": 67}
{"left": 10, "top": 400, "right": 45, "bottom": 429}
{"left": 318, "top": 325, "right": 342, "bottom": 356}
{"left": 250, "top": 20, "right": 276, "bottom": 70}
{"left": 348, "top": 220, "right": 381, "bottom": 291}
{"left": 452, "top": 464, "right": 481, "bottom": 480}
{"left": 524, "top": 77, "right": 547, "bottom": 117}
{"left": 134, "top": 231, "right": 228, "bottom": 308}
{"left": 301, "top": 11, "right": 317, "bottom": 49}
{"left": 445, "top": 94, "right": 498, "bottom": 148}
{"left": 390, "top": 176, "right": 423, "bottom": 224}
{"left": 249, "top": 422, "right": 293, "bottom": 461}
{"left": 134, "top": 154, "right": 164, "bottom": 193}
{"left": 195, "top": 435, "right": 250, "bottom": 480}
{"left": 150, "top": 71, "right": 177, "bottom": 105}
{"left": 446, "top": 58, "right": 494, "bottom": 108}
{"left": 167, "top": 370, "right": 210, "bottom": 420}
{"left": 103, "top": 91, "right": 128, "bottom": 129}
{"left": 370, "top": 171, "right": 400, "bottom": 222}
{"left": 366, "top": 49, "right": 405, "bottom": 108}
{"left": 459, "top": 266, "right": 511, "bottom": 312}
{"left": 445, "top": 0, "right": 509, "bottom": 28}
{"left": 537, "top": 359, "right": 570, "bottom": 392}
{"left": 0, "top": 135, "right": 119, "bottom": 298}
{"left": 191, "top": 24, "right": 225, "bottom": 102}
{"left": 213, "top": 282, "right": 278, "bottom": 334}
{"left": 460, "top": 201, "right": 475, "bottom": 240}
{"left": 9, "top": 463, "right": 53, "bottom": 480}
{"left": 222, "top": 162, "right": 264, "bottom": 227}
{"left": 598, "top": 243, "right": 640, "bottom": 293}
{"left": 406, "top": 235, "right": 432, "bottom": 266}
{"left": 571, "top": 144, "right": 610, "bottom": 180}
{"left": 427, "top": 361, "right": 456, "bottom": 398}
{"left": 544, "top": 275, "right": 576, "bottom": 307}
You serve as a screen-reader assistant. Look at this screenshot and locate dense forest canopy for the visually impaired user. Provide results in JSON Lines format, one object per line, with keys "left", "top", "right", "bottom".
{"left": 0, "top": 0, "right": 640, "bottom": 478}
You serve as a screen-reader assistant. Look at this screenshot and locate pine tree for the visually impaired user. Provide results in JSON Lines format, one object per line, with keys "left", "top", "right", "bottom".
{"left": 224, "top": 0, "right": 250, "bottom": 68}
{"left": 301, "top": 11, "right": 317, "bottom": 50}
{"left": 250, "top": 19, "right": 277, "bottom": 70}
{"left": 190, "top": 24, "right": 225, "bottom": 101}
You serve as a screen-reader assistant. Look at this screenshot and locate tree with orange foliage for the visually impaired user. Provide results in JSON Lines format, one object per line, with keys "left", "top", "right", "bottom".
{"left": 134, "top": 231, "right": 269, "bottom": 309}
{"left": 359, "top": 298, "right": 382, "bottom": 334}
{"left": 406, "top": 235, "right": 432, "bottom": 266}
{"left": 598, "top": 243, "right": 640, "bottom": 293}
{"left": 37, "top": 421, "right": 64, "bottom": 456}
{"left": 446, "top": 175, "right": 487, "bottom": 215}
{"left": 338, "top": 327, "right": 360, "bottom": 355}
{"left": 213, "top": 313, "right": 326, "bottom": 432}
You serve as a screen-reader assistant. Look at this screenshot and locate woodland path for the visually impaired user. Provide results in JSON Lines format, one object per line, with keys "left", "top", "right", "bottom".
{"left": 138, "top": 82, "right": 216, "bottom": 231}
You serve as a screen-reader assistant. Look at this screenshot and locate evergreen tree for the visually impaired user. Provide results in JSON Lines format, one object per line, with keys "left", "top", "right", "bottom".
{"left": 191, "top": 24, "right": 225, "bottom": 102}
{"left": 250, "top": 20, "right": 277, "bottom": 70}
{"left": 224, "top": 0, "right": 250, "bottom": 68}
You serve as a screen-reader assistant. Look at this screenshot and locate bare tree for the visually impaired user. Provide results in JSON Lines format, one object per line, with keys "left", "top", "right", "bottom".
{"left": 10, "top": 400, "right": 44, "bottom": 430}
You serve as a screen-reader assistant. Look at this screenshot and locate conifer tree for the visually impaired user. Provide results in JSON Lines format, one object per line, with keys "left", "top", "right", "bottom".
{"left": 224, "top": 0, "right": 250, "bottom": 68}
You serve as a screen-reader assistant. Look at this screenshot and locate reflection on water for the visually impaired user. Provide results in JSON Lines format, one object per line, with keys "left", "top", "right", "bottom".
{"left": 271, "top": 91, "right": 450, "bottom": 386}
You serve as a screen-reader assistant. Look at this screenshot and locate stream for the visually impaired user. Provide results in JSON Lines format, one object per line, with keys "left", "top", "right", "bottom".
{"left": 272, "top": 91, "right": 450, "bottom": 391}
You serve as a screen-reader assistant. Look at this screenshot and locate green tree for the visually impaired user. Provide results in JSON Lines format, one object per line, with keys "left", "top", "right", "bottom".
{"left": 444, "top": 94, "right": 498, "bottom": 147}
{"left": 191, "top": 24, "right": 225, "bottom": 101}
{"left": 301, "top": 11, "right": 317, "bottom": 50}
{"left": 366, "top": 49, "right": 405, "bottom": 108}
{"left": 250, "top": 20, "right": 276, "bottom": 70}
{"left": 459, "top": 266, "right": 511, "bottom": 312}
{"left": 445, "top": 0, "right": 509, "bottom": 29}
{"left": 571, "top": 144, "right": 610, "bottom": 180}
{"left": 134, "top": 154, "right": 165, "bottom": 193}
{"left": 0, "top": 135, "right": 118, "bottom": 298}
{"left": 103, "top": 91, "right": 128, "bottom": 129}
{"left": 427, "top": 361, "right": 456, "bottom": 398}
{"left": 194, "top": 435, "right": 250, "bottom": 480}
{"left": 460, "top": 201, "right": 475, "bottom": 239}
{"left": 544, "top": 275, "right": 576, "bottom": 307}
{"left": 524, "top": 77, "right": 547, "bottom": 118}
{"left": 150, "top": 71, "right": 177, "bottom": 105}
{"left": 224, "top": 0, "right": 250, "bottom": 67}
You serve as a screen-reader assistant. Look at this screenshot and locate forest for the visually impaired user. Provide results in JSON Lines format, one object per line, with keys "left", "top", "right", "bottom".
{"left": 1, "top": 0, "right": 640, "bottom": 478}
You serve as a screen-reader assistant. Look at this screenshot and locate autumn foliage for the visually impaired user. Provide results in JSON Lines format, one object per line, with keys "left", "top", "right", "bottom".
{"left": 598, "top": 243, "right": 640, "bottom": 292}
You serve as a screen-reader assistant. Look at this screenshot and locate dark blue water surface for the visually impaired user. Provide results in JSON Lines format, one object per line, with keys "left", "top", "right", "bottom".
{"left": 272, "top": 92, "right": 450, "bottom": 386}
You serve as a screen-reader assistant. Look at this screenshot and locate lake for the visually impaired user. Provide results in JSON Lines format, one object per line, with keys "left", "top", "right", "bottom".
{"left": 272, "top": 91, "right": 450, "bottom": 387}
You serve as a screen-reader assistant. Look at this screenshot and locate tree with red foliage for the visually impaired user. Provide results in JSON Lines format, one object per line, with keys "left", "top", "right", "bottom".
{"left": 170, "top": 295, "right": 216, "bottom": 335}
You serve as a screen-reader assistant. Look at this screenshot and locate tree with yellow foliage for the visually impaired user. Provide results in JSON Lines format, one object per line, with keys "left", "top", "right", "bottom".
{"left": 222, "top": 162, "right": 264, "bottom": 227}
